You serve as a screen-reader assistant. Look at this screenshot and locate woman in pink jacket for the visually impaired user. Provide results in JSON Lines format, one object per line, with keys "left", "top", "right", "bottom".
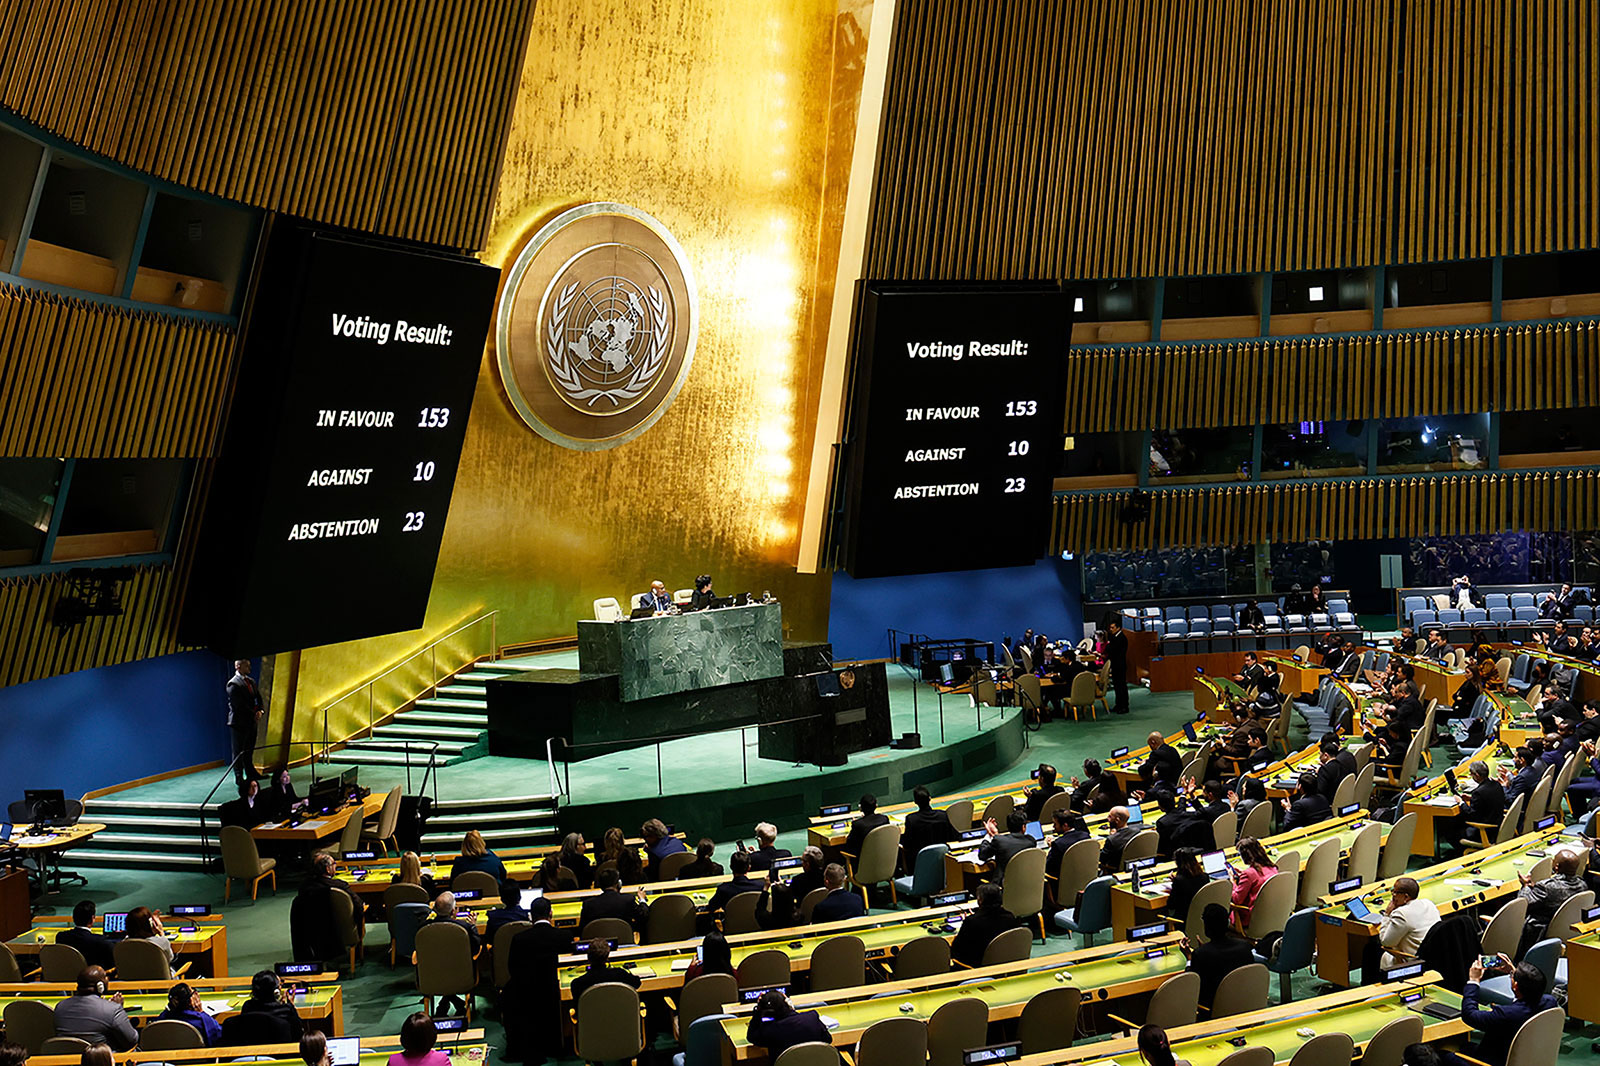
{"left": 1229, "top": 836, "right": 1276, "bottom": 929}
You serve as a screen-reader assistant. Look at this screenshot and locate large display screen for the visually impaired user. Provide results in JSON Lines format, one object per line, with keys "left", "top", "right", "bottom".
{"left": 839, "top": 282, "right": 1071, "bottom": 578}
{"left": 181, "top": 225, "right": 500, "bottom": 656}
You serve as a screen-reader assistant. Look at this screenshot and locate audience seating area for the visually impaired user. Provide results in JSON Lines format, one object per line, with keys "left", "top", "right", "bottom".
{"left": 1399, "top": 586, "right": 1595, "bottom": 640}
{"left": 1117, "top": 596, "right": 1362, "bottom": 652}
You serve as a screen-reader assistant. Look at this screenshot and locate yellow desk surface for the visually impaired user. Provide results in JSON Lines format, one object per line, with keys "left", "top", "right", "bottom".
{"left": 252, "top": 793, "right": 385, "bottom": 842}
{"left": 1563, "top": 921, "right": 1600, "bottom": 1023}
{"left": 8, "top": 919, "right": 229, "bottom": 977}
{"left": 5, "top": 823, "right": 106, "bottom": 851}
{"left": 1260, "top": 654, "right": 1329, "bottom": 696}
{"left": 1408, "top": 659, "right": 1468, "bottom": 707}
{"left": 449, "top": 867, "right": 803, "bottom": 932}
{"left": 720, "top": 933, "right": 1188, "bottom": 1059}
{"left": 557, "top": 902, "right": 975, "bottom": 1000}
{"left": 1194, "top": 677, "right": 1249, "bottom": 720}
{"left": 1011, "top": 977, "right": 1465, "bottom": 1066}
{"left": 0, "top": 978, "right": 343, "bottom": 1035}
{"left": 334, "top": 834, "right": 668, "bottom": 895}
{"left": 26, "top": 1034, "right": 487, "bottom": 1066}
{"left": 1400, "top": 743, "right": 1510, "bottom": 856}
{"left": 1105, "top": 725, "right": 1232, "bottom": 791}
{"left": 807, "top": 780, "right": 1033, "bottom": 849}
{"left": 1313, "top": 826, "right": 1569, "bottom": 986}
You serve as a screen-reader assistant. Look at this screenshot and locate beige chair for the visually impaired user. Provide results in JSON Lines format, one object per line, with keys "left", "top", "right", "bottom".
{"left": 1217, "top": 1048, "right": 1275, "bottom": 1066}
{"left": 3, "top": 1000, "right": 55, "bottom": 1053}
{"left": 1120, "top": 829, "right": 1159, "bottom": 868}
{"left": 1212, "top": 810, "right": 1237, "bottom": 850}
{"left": 1288, "top": 1032, "right": 1353, "bottom": 1066}
{"left": 1463, "top": 794, "right": 1524, "bottom": 851}
{"left": 799, "top": 887, "right": 831, "bottom": 922}
{"left": 453, "top": 869, "right": 502, "bottom": 897}
{"left": 330, "top": 887, "right": 365, "bottom": 972}
{"left": 1018, "top": 984, "right": 1079, "bottom": 1054}
{"left": 1053, "top": 838, "right": 1101, "bottom": 908}
{"left": 775, "top": 1045, "right": 839, "bottom": 1066}
{"left": 849, "top": 823, "right": 902, "bottom": 905}
{"left": 945, "top": 800, "right": 975, "bottom": 833}
{"left": 1362, "top": 1014, "right": 1424, "bottom": 1066}
{"left": 1239, "top": 872, "right": 1297, "bottom": 941}
{"left": 1209, "top": 962, "right": 1269, "bottom": 1017}
{"left": 1298, "top": 838, "right": 1341, "bottom": 908}
{"left": 141, "top": 1019, "right": 204, "bottom": 1050}
{"left": 671, "top": 972, "right": 738, "bottom": 1043}
{"left": 1068, "top": 671, "right": 1106, "bottom": 720}
{"left": 574, "top": 981, "right": 646, "bottom": 1062}
{"left": 335, "top": 812, "right": 364, "bottom": 854}
{"left": 673, "top": 588, "right": 694, "bottom": 605}
{"left": 1182, "top": 879, "right": 1233, "bottom": 941}
{"left": 658, "top": 851, "right": 696, "bottom": 881}
{"left": 928, "top": 998, "right": 989, "bottom": 1066}
{"left": 973, "top": 676, "right": 1001, "bottom": 710}
{"left": 856, "top": 1016, "right": 928, "bottom": 1066}
{"left": 1526, "top": 854, "right": 1555, "bottom": 882}
{"left": 1345, "top": 821, "right": 1381, "bottom": 883}
{"left": 1524, "top": 776, "right": 1554, "bottom": 832}
{"left": 39, "top": 942, "right": 88, "bottom": 982}
{"left": 1545, "top": 890, "right": 1596, "bottom": 942}
{"left": 736, "top": 948, "right": 791, "bottom": 989}
{"left": 981, "top": 794, "right": 1015, "bottom": 826}
{"left": 1331, "top": 774, "right": 1356, "bottom": 811}
{"left": 893, "top": 935, "right": 951, "bottom": 978}
{"left": 810, "top": 935, "right": 865, "bottom": 992}
{"left": 1038, "top": 791, "right": 1073, "bottom": 825}
{"left": 1377, "top": 813, "right": 1418, "bottom": 881}
{"left": 1275, "top": 851, "right": 1301, "bottom": 876}
{"left": 1016, "top": 674, "right": 1045, "bottom": 718}
{"left": 1240, "top": 802, "right": 1273, "bottom": 842}
{"left": 361, "top": 786, "right": 403, "bottom": 855}
{"left": 0, "top": 943, "right": 24, "bottom": 983}
{"left": 1353, "top": 763, "right": 1377, "bottom": 808}
{"left": 1001, "top": 847, "right": 1047, "bottom": 939}
{"left": 1108, "top": 969, "right": 1199, "bottom": 1033}
{"left": 720, "top": 891, "right": 761, "bottom": 934}
{"left": 1294, "top": 644, "right": 1313, "bottom": 662}
{"left": 1554, "top": 754, "right": 1583, "bottom": 819}
{"left": 582, "top": 916, "right": 638, "bottom": 944}
{"left": 39, "top": 1038, "right": 88, "bottom": 1056}
{"left": 1455, "top": 1005, "right": 1563, "bottom": 1066}
{"left": 415, "top": 920, "right": 479, "bottom": 1021}
{"left": 385, "top": 882, "right": 430, "bottom": 908}
{"left": 492, "top": 920, "right": 531, "bottom": 989}
{"left": 981, "top": 925, "right": 1033, "bottom": 966}
{"left": 1480, "top": 897, "right": 1529, "bottom": 960}
{"left": 114, "top": 938, "right": 181, "bottom": 980}
{"left": 221, "top": 824, "right": 277, "bottom": 902}
{"left": 645, "top": 893, "right": 698, "bottom": 944}
{"left": 592, "top": 597, "right": 623, "bottom": 622}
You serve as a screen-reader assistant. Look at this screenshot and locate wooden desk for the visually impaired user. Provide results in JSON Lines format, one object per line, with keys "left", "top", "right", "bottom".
{"left": 1400, "top": 743, "right": 1509, "bottom": 856}
{"left": 334, "top": 833, "right": 669, "bottom": 896}
{"left": 0, "top": 974, "right": 342, "bottom": 1034}
{"left": 1408, "top": 659, "right": 1468, "bottom": 707}
{"left": 1260, "top": 653, "right": 1328, "bottom": 696}
{"left": 1314, "top": 827, "right": 1569, "bottom": 986}
{"left": 1105, "top": 725, "right": 1232, "bottom": 792}
{"left": 719, "top": 933, "right": 1187, "bottom": 1059}
{"left": 26, "top": 1033, "right": 485, "bottom": 1066}
{"left": 252, "top": 795, "right": 384, "bottom": 843}
{"left": 1563, "top": 920, "right": 1600, "bottom": 1023}
{"left": 6, "top": 824, "right": 106, "bottom": 852}
{"left": 1008, "top": 976, "right": 1466, "bottom": 1066}
{"left": 556, "top": 902, "right": 974, "bottom": 1000}
{"left": 807, "top": 779, "right": 1032, "bottom": 850}
{"left": 451, "top": 867, "right": 804, "bottom": 932}
{"left": 0, "top": 868, "right": 28, "bottom": 942}
{"left": 7, "top": 917, "right": 230, "bottom": 977}
{"left": 1491, "top": 692, "right": 1541, "bottom": 748}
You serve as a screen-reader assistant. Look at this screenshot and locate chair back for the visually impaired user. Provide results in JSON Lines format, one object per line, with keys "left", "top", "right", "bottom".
{"left": 810, "top": 935, "right": 865, "bottom": 991}
{"left": 1017, "top": 984, "right": 1079, "bottom": 1054}
{"left": 574, "top": 982, "right": 645, "bottom": 1061}
{"left": 1299, "top": 838, "right": 1341, "bottom": 908}
{"left": 1185, "top": 879, "right": 1233, "bottom": 941}
{"left": 1345, "top": 821, "right": 1381, "bottom": 884}
{"left": 1330, "top": 775, "right": 1356, "bottom": 811}
{"left": 388, "top": 901, "right": 432, "bottom": 964}
{"left": 39, "top": 1038, "right": 89, "bottom": 1056}
{"left": 659, "top": 851, "right": 697, "bottom": 881}
{"left": 907, "top": 844, "right": 950, "bottom": 897}
{"left": 1287, "top": 1032, "right": 1354, "bottom": 1066}
{"left": 1480, "top": 897, "right": 1530, "bottom": 959}
{"left": 680, "top": 1014, "right": 739, "bottom": 1066}
{"left": 141, "top": 1019, "right": 205, "bottom": 1051}
{"left": 492, "top": 920, "right": 532, "bottom": 988}
{"left": 1210, "top": 962, "right": 1270, "bottom": 1017}
{"left": 1377, "top": 813, "right": 1418, "bottom": 881}
{"left": 0, "top": 944, "right": 20, "bottom": 983}
{"left": 371, "top": 785, "right": 402, "bottom": 842}
{"left": 894, "top": 935, "right": 951, "bottom": 979}
{"left": 453, "top": 869, "right": 501, "bottom": 896}
{"left": 1526, "top": 777, "right": 1554, "bottom": 830}
{"left": 1275, "top": 851, "right": 1300, "bottom": 876}
{"left": 678, "top": 973, "right": 739, "bottom": 1039}
{"left": 1527, "top": 854, "right": 1554, "bottom": 882}
{"left": 1494, "top": 794, "right": 1526, "bottom": 843}
{"left": 720, "top": 891, "right": 762, "bottom": 935}
{"left": 1069, "top": 671, "right": 1098, "bottom": 712}
{"left": 592, "top": 597, "right": 622, "bottom": 622}
{"left": 736, "top": 948, "right": 791, "bottom": 989}
{"left": 1018, "top": 647, "right": 1035, "bottom": 672}
{"left": 330, "top": 886, "right": 362, "bottom": 958}
{"left": 1520, "top": 938, "right": 1563, "bottom": 987}
{"left": 1120, "top": 829, "right": 1159, "bottom": 867}
{"left": 1056, "top": 838, "right": 1101, "bottom": 904}
{"left": 775, "top": 1044, "right": 841, "bottom": 1066}
{"left": 2, "top": 1000, "right": 55, "bottom": 1053}
{"left": 853, "top": 823, "right": 902, "bottom": 888}
{"left": 973, "top": 676, "right": 999, "bottom": 707}
{"left": 945, "top": 800, "right": 974, "bottom": 832}
{"left": 1546, "top": 890, "right": 1596, "bottom": 942}
{"left": 1211, "top": 810, "right": 1237, "bottom": 850}
{"left": 1240, "top": 802, "right": 1273, "bottom": 842}
{"left": 1503, "top": 1006, "right": 1564, "bottom": 1066}
{"left": 384, "top": 882, "right": 430, "bottom": 908}
{"left": 1555, "top": 754, "right": 1582, "bottom": 817}
{"left": 981, "top": 794, "right": 1015, "bottom": 825}
{"left": 646, "top": 893, "right": 699, "bottom": 944}
{"left": 800, "top": 887, "right": 831, "bottom": 921}
{"left": 927, "top": 998, "right": 988, "bottom": 1066}
{"left": 39, "top": 942, "right": 88, "bottom": 982}
{"left": 1270, "top": 908, "right": 1318, "bottom": 974}
{"left": 414, "top": 921, "right": 476, "bottom": 997}
{"left": 1038, "top": 791, "right": 1073, "bottom": 825}
{"left": 1016, "top": 674, "right": 1044, "bottom": 713}
{"left": 1001, "top": 847, "right": 1046, "bottom": 920}
{"left": 981, "top": 925, "right": 1033, "bottom": 966}
{"left": 1243, "top": 872, "right": 1297, "bottom": 940}
{"left": 1361, "top": 1015, "right": 1424, "bottom": 1066}
{"left": 1072, "top": 876, "right": 1113, "bottom": 935}
{"left": 1353, "top": 763, "right": 1376, "bottom": 806}
{"left": 113, "top": 937, "right": 173, "bottom": 980}
{"left": 337, "top": 810, "right": 365, "bottom": 852}
{"left": 1352, "top": 743, "right": 1375, "bottom": 772}
{"left": 856, "top": 1016, "right": 928, "bottom": 1066}
{"left": 221, "top": 824, "right": 266, "bottom": 877}
{"left": 582, "top": 916, "right": 638, "bottom": 944}
{"left": 1144, "top": 970, "right": 1200, "bottom": 1029}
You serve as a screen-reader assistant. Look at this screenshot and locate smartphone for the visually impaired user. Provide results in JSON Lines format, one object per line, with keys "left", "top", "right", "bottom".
{"left": 1480, "top": 955, "right": 1499, "bottom": 969}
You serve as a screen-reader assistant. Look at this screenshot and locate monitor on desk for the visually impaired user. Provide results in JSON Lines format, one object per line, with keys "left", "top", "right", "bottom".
{"left": 939, "top": 663, "right": 955, "bottom": 684}
{"left": 22, "top": 788, "right": 67, "bottom": 826}
{"left": 815, "top": 671, "right": 843, "bottom": 697}
{"left": 102, "top": 912, "right": 128, "bottom": 937}
{"left": 0, "top": 823, "right": 10, "bottom": 843}
{"left": 339, "top": 767, "right": 359, "bottom": 792}
{"left": 1201, "top": 851, "right": 1228, "bottom": 879}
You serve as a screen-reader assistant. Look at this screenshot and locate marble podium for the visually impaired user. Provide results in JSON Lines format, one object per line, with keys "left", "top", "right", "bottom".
{"left": 576, "top": 602, "right": 783, "bottom": 701}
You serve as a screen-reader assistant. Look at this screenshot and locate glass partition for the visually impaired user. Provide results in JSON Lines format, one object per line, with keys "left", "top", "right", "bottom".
{"left": 1377, "top": 413, "right": 1490, "bottom": 473}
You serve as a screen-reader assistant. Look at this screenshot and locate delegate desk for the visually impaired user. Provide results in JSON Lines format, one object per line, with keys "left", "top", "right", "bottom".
{"left": 458, "top": 866, "right": 804, "bottom": 932}
{"left": 252, "top": 793, "right": 385, "bottom": 846}
{"left": 1408, "top": 658, "right": 1468, "bottom": 708}
{"left": 1009, "top": 976, "right": 1467, "bottom": 1066}
{"left": 332, "top": 833, "right": 673, "bottom": 897}
{"left": 1561, "top": 919, "right": 1600, "bottom": 1023}
{"left": 28, "top": 1033, "right": 487, "bottom": 1066}
{"left": 1492, "top": 692, "right": 1541, "bottom": 748}
{"left": 1193, "top": 676, "right": 1247, "bottom": 721}
{"left": 806, "top": 779, "right": 1032, "bottom": 851}
{"left": 1260, "top": 653, "right": 1328, "bottom": 697}
{"left": 0, "top": 974, "right": 343, "bottom": 1035}
{"left": 1104, "top": 724, "right": 1232, "bottom": 793}
{"left": 556, "top": 902, "right": 975, "bottom": 1001}
{"left": 1400, "top": 742, "right": 1509, "bottom": 857}
{"left": 718, "top": 933, "right": 1189, "bottom": 1060}
{"left": 7, "top": 823, "right": 105, "bottom": 891}
{"left": 941, "top": 803, "right": 1163, "bottom": 888}
{"left": 8, "top": 916, "right": 229, "bottom": 977}
{"left": 1314, "top": 826, "right": 1569, "bottom": 986}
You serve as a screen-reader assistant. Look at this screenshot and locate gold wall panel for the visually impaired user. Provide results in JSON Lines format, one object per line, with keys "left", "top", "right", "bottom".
{"left": 866, "top": 0, "right": 1600, "bottom": 278}
{"left": 273, "top": 0, "right": 875, "bottom": 729}
{"left": 0, "top": 284, "right": 236, "bottom": 457}
{"left": 0, "top": 0, "right": 536, "bottom": 250}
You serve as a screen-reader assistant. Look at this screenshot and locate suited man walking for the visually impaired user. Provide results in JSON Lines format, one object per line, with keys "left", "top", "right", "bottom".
{"left": 226, "top": 659, "right": 263, "bottom": 785}
{"left": 1106, "top": 617, "right": 1130, "bottom": 714}
{"left": 505, "top": 897, "right": 571, "bottom": 1063}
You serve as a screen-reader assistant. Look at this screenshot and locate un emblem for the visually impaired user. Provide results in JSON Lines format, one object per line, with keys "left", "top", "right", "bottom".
{"left": 495, "top": 203, "right": 698, "bottom": 450}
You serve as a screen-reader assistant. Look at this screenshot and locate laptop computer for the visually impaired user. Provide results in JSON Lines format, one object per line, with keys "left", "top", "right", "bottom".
{"left": 519, "top": 888, "right": 545, "bottom": 910}
{"left": 326, "top": 1038, "right": 362, "bottom": 1066}
{"left": 1126, "top": 805, "right": 1143, "bottom": 825}
{"left": 1443, "top": 768, "right": 1458, "bottom": 793}
{"left": 1201, "top": 850, "right": 1229, "bottom": 880}
{"left": 0, "top": 823, "right": 11, "bottom": 844}
{"left": 1346, "top": 897, "right": 1374, "bottom": 921}
{"left": 629, "top": 603, "right": 656, "bottom": 619}
{"left": 1182, "top": 721, "right": 1198, "bottom": 743}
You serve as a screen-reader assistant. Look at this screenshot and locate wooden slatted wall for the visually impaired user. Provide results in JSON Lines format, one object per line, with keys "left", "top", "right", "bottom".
{"left": 0, "top": 284, "right": 236, "bottom": 458}
{"left": 1050, "top": 470, "right": 1600, "bottom": 553}
{"left": 0, "top": 565, "right": 186, "bottom": 689}
{"left": 0, "top": 0, "right": 537, "bottom": 250}
{"left": 866, "top": 0, "right": 1600, "bottom": 278}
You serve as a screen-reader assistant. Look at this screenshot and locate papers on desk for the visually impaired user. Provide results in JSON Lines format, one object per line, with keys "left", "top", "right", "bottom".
{"left": 295, "top": 820, "right": 330, "bottom": 832}
{"left": 820, "top": 1015, "right": 841, "bottom": 1030}
{"left": 1425, "top": 797, "right": 1459, "bottom": 807}
{"left": 670, "top": 957, "right": 692, "bottom": 971}
{"left": 200, "top": 1000, "right": 232, "bottom": 1016}
{"left": 13, "top": 835, "right": 56, "bottom": 846}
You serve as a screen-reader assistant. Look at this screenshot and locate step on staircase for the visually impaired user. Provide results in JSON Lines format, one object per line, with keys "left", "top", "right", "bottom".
{"left": 421, "top": 793, "right": 562, "bottom": 852}
{"left": 69, "top": 796, "right": 222, "bottom": 871}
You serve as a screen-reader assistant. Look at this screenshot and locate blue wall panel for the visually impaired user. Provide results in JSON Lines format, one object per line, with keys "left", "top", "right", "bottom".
{"left": 0, "top": 650, "right": 233, "bottom": 798}
{"left": 828, "top": 556, "right": 1084, "bottom": 663}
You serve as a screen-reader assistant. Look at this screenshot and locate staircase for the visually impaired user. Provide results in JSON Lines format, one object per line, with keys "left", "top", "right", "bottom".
{"left": 422, "top": 793, "right": 562, "bottom": 852}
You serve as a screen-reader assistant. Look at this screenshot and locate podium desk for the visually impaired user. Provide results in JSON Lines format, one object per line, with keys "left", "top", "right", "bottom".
{"left": 577, "top": 602, "right": 783, "bottom": 701}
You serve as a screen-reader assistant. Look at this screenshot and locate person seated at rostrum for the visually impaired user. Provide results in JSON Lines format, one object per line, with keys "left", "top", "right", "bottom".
{"left": 52, "top": 966, "right": 139, "bottom": 1050}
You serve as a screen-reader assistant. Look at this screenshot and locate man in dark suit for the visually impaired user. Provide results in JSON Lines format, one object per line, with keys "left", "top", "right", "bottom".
{"left": 1099, "top": 807, "right": 1140, "bottom": 874}
{"left": 1315, "top": 737, "right": 1353, "bottom": 801}
{"left": 841, "top": 795, "right": 890, "bottom": 860}
{"left": 977, "top": 809, "right": 1037, "bottom": 881}
{"left": 1023, "top": 765, "right": 1064, "bottom": 823}
{"left": 1182, "top": 905, "right": 1256, "bottom": 1009}
{"left": 57, "top": 900, "right": 116, "bottom": 970}
{"left": 787, "top": 847, "right": 826, "bottom": 899}
{"left": 1279, "top": 772, "right": 1331, "bottom": 831}
{"left": 568, "top": 938, "right": 640, "bottom": 1018}
{"left": 1499, "top": 747, "right": 1541, "bottom": 820}
{"left": 745, "top": 990, "right": 832, "bottom": 1061}
{"left": 226, "top": 659, "right": 263, "bottom": 785}
{"left": 1136, "top": 731, "right": 1183, "bottom": 795}
{"left": 427, "top": 892, "right": 482, "bottom": 1016}
{"left": 901, "top": 786, "right": 959, "bottom": 864}
{"left": 1446, "top": 762, "right": 1506, "bottom": 850}
{"left": 289, "top": 853, "right": 364, "bottom": 963}
{"left": 504, "top": 897, "right": 569, "bottom": 1063}
{"left": 706, "top": 851, "right": 764, "bottom": 915}
{"left": 809, "top": 863, "right": 866, "bottom": 924}
{"left": 636, "top": 581, "right": 674, "bottom": 615}
{"left": 1457, "top": 959, "right": 1558, "bottom": 1065}
{"left": 577, "top": 868, "right": 648, "bottom": 933}
{"left": 1193, "top": 780, "right": 1231, "bottom": 828}
{"left": 950, "top": 883, "right": 1022, "bottom": 967}
{"left": 1232, "top": 652, "right": 1267, "bottom": 690}
{"left": 639, "top": 818, "right": 686, "bottom": 881}
{"left": 1106, "top": 617, "right": 1129, "bottom": 714}
{"left": 233, "top": 971, "right": 304, "bottom": 1043}
{"left": 746, "top": 822, "right": 792, "bottom": 872}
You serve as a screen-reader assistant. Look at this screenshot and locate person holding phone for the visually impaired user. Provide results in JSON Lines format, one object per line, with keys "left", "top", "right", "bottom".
{"left": 1459, "top": 956, "right": 1557, "bottom": 1065}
